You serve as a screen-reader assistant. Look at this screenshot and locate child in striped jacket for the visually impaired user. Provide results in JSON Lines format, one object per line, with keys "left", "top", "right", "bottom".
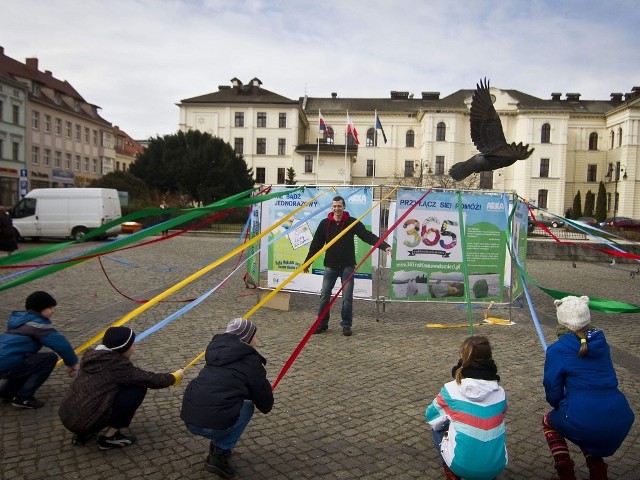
{"left": 425, "top": 336, "right": 508, "bottom": 480}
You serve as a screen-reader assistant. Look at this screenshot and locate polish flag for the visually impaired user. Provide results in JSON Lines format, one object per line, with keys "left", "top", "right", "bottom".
{"left": 346, "top": 114, "right": 360, "bottom": 144}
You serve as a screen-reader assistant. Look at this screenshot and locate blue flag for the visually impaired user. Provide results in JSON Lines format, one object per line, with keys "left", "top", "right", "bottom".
{"left": 376, "top": 115, "right": 387, "bottom": 144}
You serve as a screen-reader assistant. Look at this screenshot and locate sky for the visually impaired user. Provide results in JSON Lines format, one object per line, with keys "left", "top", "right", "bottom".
{"left": 2, "top": 0, "right": 639, "bottom": 140}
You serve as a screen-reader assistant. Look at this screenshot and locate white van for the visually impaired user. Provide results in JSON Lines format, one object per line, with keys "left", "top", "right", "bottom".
{"left": 11, "top": 188, "right": 122, "bottom": 241}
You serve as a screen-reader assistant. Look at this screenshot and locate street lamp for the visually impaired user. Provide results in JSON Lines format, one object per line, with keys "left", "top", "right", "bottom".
{"left": 605, "top": 163, "right": 627, "bottom": 219}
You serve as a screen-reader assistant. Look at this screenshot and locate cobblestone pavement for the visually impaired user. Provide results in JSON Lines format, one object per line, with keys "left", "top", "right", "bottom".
{"left": 1, "top": 236, "right": 639, "bottom": 480}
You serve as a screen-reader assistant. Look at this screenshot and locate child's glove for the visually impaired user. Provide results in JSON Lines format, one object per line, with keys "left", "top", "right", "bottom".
{"left": 171, "top": 369, "right": 184, "bottom": 386}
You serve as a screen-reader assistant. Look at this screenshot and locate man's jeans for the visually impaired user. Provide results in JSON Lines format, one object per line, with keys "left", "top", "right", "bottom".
{"left": 0, "top": 352, "right": 57, "bottom": 399}
{"left": 318, "top": 266, "right": 354, "bottom": 328}
{"left": 186, "top": 400, "right": 255, "bottom": 451}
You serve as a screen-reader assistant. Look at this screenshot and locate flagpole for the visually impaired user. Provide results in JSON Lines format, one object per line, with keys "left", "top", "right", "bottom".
{"left": 344, "top": 110, "right": 348, "bottom": 185}
{"left": 372, "top": 109, "right": 377, "bottom": 185}
{"left": 316, "top": 109, "right": 320, "bottom": 185}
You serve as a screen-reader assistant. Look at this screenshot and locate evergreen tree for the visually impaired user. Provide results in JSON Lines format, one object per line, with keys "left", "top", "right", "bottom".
{"left": 571, "top": 191, "right": 582, "bottom": 219}
{"left": 583, "top": 190, "right": 595, "bottom": 217}
{"left": 285, "top": 167, "right": 297, "bottom": 185}
{"left": 595, "top": 181, "right": 607, "bottom": 221}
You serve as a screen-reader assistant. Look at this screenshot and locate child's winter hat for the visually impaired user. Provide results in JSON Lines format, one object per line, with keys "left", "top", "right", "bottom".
{"left": 103, "top": 326, "right": 136, "bottom": 353}
{"left": 554, "top": 295, "right": 591, "bottom": 331}
{"left": 226, "top": 318, "right": 257, "bottom": 344}
{"left": 25, "top": 291, "right": 57, "bottom": 313}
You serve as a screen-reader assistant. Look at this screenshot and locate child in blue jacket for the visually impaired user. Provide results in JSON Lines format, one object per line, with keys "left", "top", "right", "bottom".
{"left": 0, "top": 291, "right": 78, "bottom": 408}
{"left": 543, "top": 295, "right": 635, "bottom": 480}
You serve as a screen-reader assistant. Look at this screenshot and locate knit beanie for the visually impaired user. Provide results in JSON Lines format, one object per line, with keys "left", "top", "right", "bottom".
{"left": 554, "top": 295, "right": 591, "bottom": 331}
{"left": 25, "top": 291, "right": 57, "bottom": 313}
{"left": 103, "top": 326, "right": 136, "bottom": 353}
{"left": 226, "top": 318, "right": 257, "bottom": 344}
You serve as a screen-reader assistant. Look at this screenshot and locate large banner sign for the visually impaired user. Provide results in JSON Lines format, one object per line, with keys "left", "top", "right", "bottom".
{"left": 266, "top": 186, "right": 376, "bottom": 297}
{"left": 390, "top": 189, "right": 508, "bottom": 302}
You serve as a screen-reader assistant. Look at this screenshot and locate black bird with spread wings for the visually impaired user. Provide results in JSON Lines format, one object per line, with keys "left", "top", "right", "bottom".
{"left": 449, "top": 78, "right": 534, "bottom": 181}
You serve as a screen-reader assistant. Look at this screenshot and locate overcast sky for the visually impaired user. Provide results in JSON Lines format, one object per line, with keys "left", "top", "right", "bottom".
{"left": 2, "top": 0, "right": 638, "bottom": 140}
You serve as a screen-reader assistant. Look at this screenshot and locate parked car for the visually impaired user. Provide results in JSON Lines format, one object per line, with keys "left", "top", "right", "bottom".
{"left": 530, "top": 214, "right": 565, "bottom": 228}
{"left": 600, "top": 217, "right": 640, "bottom": 230}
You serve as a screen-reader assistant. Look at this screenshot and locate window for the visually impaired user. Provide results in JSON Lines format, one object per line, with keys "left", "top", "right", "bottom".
{"left": 436, "top": 122, "right": 446, "bottom": 141}
{"left": 84, "top": 157, "right": 89, "bottom": 172}
{"left": 44, "top": 114, "right": 51, "bottom": 132}
{"left": 256, "top": 138, "right": 266, "bottom": 154}
{"left": 618, "top": 127, "right": 622, "bottom": 147}
{"left": 55, "top": 118, "right": 62, "bottom": 135}
{"left": 255, "top": 167, "right": 266, "bottom": 183}
{"left": 404, "top": 160, "right": 414, "bottom": 177}
{"left": 305, "top": 155, "right": 313, "bottom": 173}
{"left": 479, "top": 171, "right": 493, "bottom": 189}
{"left": 537, "top": 189, "right": 548, "bottom": 209}
{"left": 75, "top": 155, "right": 81, "bottom": 171}
{"left": 406, "top": 130, "right": 415, "bottom": 147}
{"left": 541, "top": 123, "right": 551, "bottom": 143}
{"left": 84, "top": 127, "right": 90, "bottom": 143}
{"left": 366, "top": 128, "right": 376, "bottom": 147}
{"left": 347, "top": 131, "right": 357, "bottom": 146}
{"left": 55, "top": 151, "right": 62, "bottom": 168}
{"left": 93, "top": 130, "right": 98, "bottom": 145}
{"left": 279, "top": 113, "right": 287, "bottom": 128}
{"left": 257, "top": 112, "right": 267, "bottom": 128}
{"left": 32, "top": 111, "right": 40, "bottom": 129}
{"left": 12, "top": 142, "right": 19, "bottom": 161}
{"left": 0, "top": 138, "right": 3, "bottom": 159}
{"left": 234, "top": 112, "right": 244, "bottom": 127}
{"left": 587, "top": 164, "right": 597, "bottom": 182}
{"left": 65, "top": 153, "right": 72, "bottom": 170}
{"left": 540, "top": 158, "right": 550, "bottom": 177}
{"left": 0, "top": 100, "right": 3, "bottom": 121}
{"left": 588, "top": 132, "right": 598, "bottom": 150}
{"left": 366, "top": 159, "right": 374, "bottom": 177}
{"left": 13, "top": 105, "right": 20, "bottom": 124}
{"left": 54, "top": 92, "right": 62, "bottom": 105}
{"left": 32, "top": 146, "right": 39, "bottom": 164}
{"left": 74, "top": 100, "right": 80, "bottom": 111}
{"left": 75, "top": 125, "right": 81, "bottom": 141}
{"left": 32, "top": 83, "right": 40, "bottom": 96}
{"left": 325, "top": 127, "right": 334, "bottom": 145}
{"left": 92, "top": 158, "right": 98, "bottom": 174}
{"left": 66, "top": 121, "right": 72, "bottom": 138}
{"left": 277, "top": 168, "right": 286, "bottom": 184}
{"left": 607, "top": 192, "right": 611, "bottom": 212}
{"left": 435, "top": 155, "right": 445, "bottom": 175}
{"left": 234, "top": 137, "right": 244, "bottom": 155}
{"left": 278, "top": 138, "right": 286, "bottom": 155}
{"left": 610, "top": 130, "right": 614, "bottom": 149}
{"left": 44, "top": 148, "right": 51, "bottom": 166}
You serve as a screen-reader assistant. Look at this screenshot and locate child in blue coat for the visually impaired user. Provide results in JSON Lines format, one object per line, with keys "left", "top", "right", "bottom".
{"left": 543, "top": 295, "right": 635, "bottom": 480}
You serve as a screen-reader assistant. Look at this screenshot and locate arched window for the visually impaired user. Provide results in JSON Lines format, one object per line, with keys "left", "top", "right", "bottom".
{"left": 541, "top": 123, "right": 551, "bottom": 143}
{"left": 588, "top": 132, "right": 598, "bottom": 150}
{"left": 406, "top": 130, "right": 415, "bottom": 147}
{"left": 325, "top": 126, "right": 334, "bottom": 145}
{"left": 366, "top": 127, "right": 376, "bottom": 147}
{"left": 436, "top": 122, "right": 446, "bottom": 141}
{"left": 618, "top": 127, "right": 622, "bottom": 147}
{"left": 610, "top": 130, "right": 615, "bottom": 149}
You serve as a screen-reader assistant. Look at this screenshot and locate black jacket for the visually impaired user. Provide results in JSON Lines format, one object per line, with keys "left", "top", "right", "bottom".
{"left": 304, "top": 211, "right": 390, "bottom": 268}
{"left": 181, "top": 333, "right": 273, "bottom": 429}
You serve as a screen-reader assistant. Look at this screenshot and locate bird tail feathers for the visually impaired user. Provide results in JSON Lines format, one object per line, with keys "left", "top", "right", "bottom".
{"left": 449, "top": 160, "right": 477, "bottom": 181}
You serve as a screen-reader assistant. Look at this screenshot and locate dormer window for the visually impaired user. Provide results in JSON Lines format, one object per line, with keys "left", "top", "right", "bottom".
{"left": 74, "top": 100, "right": 81, "bottom": 112}
{"left": 54, "top": 92, "right": 62, "bottom": 105}
{"left": 32, "top": 83, "right": 41, "bottom": 96}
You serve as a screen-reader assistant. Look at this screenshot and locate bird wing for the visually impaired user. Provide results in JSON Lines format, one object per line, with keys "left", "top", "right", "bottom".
{"left": 470, "top": 78, "right": 507, "bottom": 154}
{"left": 488, "top": 142, "right": 535, "bottom": 160}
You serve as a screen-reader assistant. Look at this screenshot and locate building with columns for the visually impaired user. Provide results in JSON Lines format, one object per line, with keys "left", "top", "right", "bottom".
{"left": 179, "top": 77, "right": 640, "bottom": 218}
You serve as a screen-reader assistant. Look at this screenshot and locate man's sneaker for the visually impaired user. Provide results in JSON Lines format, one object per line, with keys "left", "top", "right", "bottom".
{"left": 205, "top": 447, "right": 235, "bottom": 478}
{"left": 313, "top": 325, "right": 328, "bottom": 334}
{"left": 342, "top": 327, "right": 352, "bottom": 336}
{"left": 71, "top": 433, "right": 95, "bottom": 446}
{"left": 98, "top": 431, "right": 137, "bottom": 450}
{"left": 11, "top": 396, "right": 44, "bottom": 409}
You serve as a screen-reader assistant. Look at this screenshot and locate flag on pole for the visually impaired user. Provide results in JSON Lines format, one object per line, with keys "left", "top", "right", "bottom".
{"left": 346, "top": 113, "right": 360, "bottom": 144}
{"left": 375, "top": 115, "right": 387, "bottom": 144}
{"left": 319, "top": 111, "right": 327, "bottom": 133}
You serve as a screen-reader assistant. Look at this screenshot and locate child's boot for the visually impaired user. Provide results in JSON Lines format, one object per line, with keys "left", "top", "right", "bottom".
{"left": 585, "top": 455, "right": 608, "bottom": 480}
{"left": 442, "top": 464, "right": 461, "bottom": 480}
{"left": 543, "top": 413, "right": 576, "bottom": 480}
{"left": 554, "top": 459, "right": 577, "bottom": 480}
{"left": 205, "top": 445, "right": 235, "bottom": 479}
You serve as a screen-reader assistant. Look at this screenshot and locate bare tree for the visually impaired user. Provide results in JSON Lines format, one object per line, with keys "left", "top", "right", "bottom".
{"left": 392, "top": 162, "right": 479, "bottom": 190}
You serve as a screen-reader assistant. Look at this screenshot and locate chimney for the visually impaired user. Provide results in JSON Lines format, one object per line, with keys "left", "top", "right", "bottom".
{"left": 0, "top": 46, "right": 4, "bottom": 55}
{"left": 632, "top": 86, "right": 640, "bottom": 98}
{"left": 45, "top": 70, "right": 53, "bottom": 76}
{"left": 624, "top": 92, "right": 634, "bottom": 101}
{"left": 610, "top": 93, "right": 623, "bottom": 103}
{"left": 421, "top": 91, "right": 440, "bottom": 100}
{"left": 25, "top": 57, "right": 39, "bottom": 71}
{"left": 390, "top": 91, "right": 409, "bottom": 100}
{"left": 551, "top": 92, "right": 562, "bottom": 101}
{"left": 331, "top": 92, "right": 337, "bottom": 98}
{"left": 565, "top": 92, "right": 581, "bottom": 102}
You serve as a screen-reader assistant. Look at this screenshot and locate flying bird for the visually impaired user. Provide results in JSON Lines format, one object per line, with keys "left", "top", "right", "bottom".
{"left": 449, "top": 78, "right": 535, "bottom": 181}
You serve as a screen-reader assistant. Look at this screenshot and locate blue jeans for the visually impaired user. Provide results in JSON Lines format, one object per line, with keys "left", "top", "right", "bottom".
{"left": 431, "top": 420, "right": 450, "bottom": 465}
{"left": 318, "top": 266, "right": 355, "bottom": 329}
{"left": 0, "top": 352, "right": 57, "bottom": 399}
{"left": 186, "top": 400, "right": 255, "bottom": 451}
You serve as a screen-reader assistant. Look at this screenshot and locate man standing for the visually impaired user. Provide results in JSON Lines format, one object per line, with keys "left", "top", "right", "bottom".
{"left": 304, "top": 196, "right": 391, "bottom": 336}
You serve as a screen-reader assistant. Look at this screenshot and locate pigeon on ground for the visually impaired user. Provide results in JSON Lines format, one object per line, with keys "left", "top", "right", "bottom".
{"left": 449, "top": 78, "right": 535, "bottom": 181}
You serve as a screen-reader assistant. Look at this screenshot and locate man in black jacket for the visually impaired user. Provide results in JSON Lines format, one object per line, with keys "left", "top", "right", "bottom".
{"left": 181, "top": 318, "right": 273, "bottom": 479}
{"left": 304, "top": 196, "right": 391, "bottom": 336}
